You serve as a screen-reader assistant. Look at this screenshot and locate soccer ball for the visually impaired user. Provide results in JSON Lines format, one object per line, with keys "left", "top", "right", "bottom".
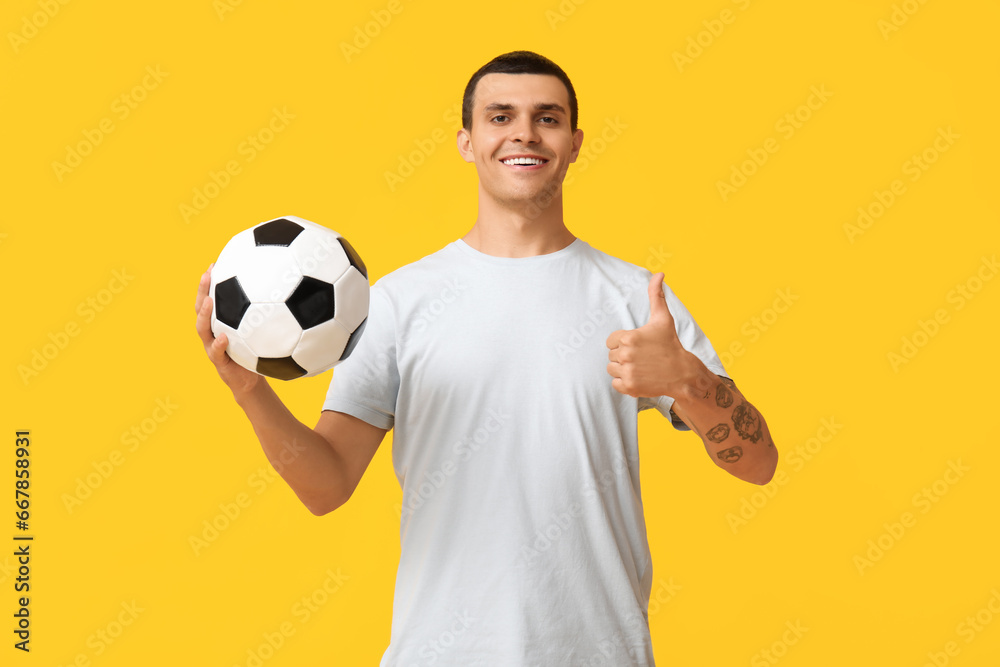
{"left": 209, "top": 216, "right": 369, "bottom": 380}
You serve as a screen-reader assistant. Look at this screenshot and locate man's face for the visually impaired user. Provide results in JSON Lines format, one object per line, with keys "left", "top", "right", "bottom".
{"left": 457, "top": 73, "right": 584, "bottom": 212}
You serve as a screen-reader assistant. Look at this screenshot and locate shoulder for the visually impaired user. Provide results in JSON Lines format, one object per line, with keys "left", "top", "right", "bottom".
{"left": 575, "top": 239, "right": 656, "bottom": 297}
{"left": 576, "top": 239, "right": 651, "bottom": 275}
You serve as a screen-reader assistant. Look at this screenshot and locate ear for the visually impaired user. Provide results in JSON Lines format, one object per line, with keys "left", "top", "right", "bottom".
{"left": 456, "top": 128, "right": 475, "bottom": 164}
{"left": 569, "top": 128, "right": 584, "bottom": 163}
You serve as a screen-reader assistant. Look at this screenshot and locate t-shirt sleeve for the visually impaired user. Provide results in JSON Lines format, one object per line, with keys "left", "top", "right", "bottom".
{"left": 638, "top": 282, "right": 728, "bottom": 431}
{"left": 322, "top": 283, "right": 399, "bottom": 430}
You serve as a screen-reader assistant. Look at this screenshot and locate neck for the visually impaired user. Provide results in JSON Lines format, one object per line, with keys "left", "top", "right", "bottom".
{"left": 463, "top": 187, "right": 576, "bottom": 258}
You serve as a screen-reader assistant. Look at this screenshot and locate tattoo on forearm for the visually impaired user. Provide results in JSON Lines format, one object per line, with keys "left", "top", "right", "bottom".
{"left": 715, "top": 382, "right": 734, "bottom": 408}
{"left": 732, "top": 400, "right": 763, "bottom": 444}
{"left": 716, "top": 445, "right": 743, "bottom": 463}
{"left": 706, "top": 423, "right": 730, "bottom": 443}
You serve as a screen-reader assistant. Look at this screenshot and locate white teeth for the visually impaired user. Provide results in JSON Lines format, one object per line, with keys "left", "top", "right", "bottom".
{"left": 502, "top": 157, "right": 545, "bottom": 165}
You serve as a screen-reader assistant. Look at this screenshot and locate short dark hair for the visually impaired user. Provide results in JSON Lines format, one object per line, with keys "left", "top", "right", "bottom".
{"left": 462, "top": 51, "right": 578, "bottom": 131}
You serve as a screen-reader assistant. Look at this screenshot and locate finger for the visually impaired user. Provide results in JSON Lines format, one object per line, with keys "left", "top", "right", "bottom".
{"left": 606, "top": 361, "right": 622, "bottom": 379}
{"left": 206, "top": 330, "right": 232, "bottom": 367}
{"left": 646, "top": 272, "right": 673, "bottom": 325}
{"left": 195, "top": 263, "right": 214, "bottom": 314}
{"left": 195, "top": 295, "right": 217, "bottom": 348}
{"left": 610, "top": 377, "right": 633, "bottom": 397}
{"left": 606, "top": 329, "right": 623, "bottom": 350}
{"left": 608, "top": 347, "right": 619, "bottom": 363}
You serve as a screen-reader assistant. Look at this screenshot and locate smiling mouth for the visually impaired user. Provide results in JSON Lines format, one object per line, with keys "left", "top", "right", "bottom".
{"left": 500, "top": 156, "right": 549, "bottom": 168}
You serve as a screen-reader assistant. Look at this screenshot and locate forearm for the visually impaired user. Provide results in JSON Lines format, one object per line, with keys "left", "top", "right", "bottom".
{"left": 233, "top": 382, "right": 350, "bottom": 511}
{"left": 670, "top": 359, "right": 778, "bottom": 485}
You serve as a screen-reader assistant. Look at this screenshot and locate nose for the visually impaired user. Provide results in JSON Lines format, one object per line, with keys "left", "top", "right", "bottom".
{"left": 510, "top": 116, "right": 540, "bottom": 144}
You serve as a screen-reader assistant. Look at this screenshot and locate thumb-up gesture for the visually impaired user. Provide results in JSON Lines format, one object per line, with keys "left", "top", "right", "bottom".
{"left": 606, "top": 273, "right": 699, "bottom": 399}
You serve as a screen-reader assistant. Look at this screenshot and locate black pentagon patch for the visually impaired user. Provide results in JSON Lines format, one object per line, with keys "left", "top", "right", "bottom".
{"left": 215, "top": 277, "right": 250, "bottom": 329}
{"left": 338, "top": 237, "right": 368, "bottom": 279}
{"left": 257, "top": 356, "right": 307, "bottom": 381}
{"left": 254, "top": 218, "right": 304, "bottom": 246}
{"left": 340, "top": 318, "right": 367, "bottom": 361}
{"left": 286, "top": 276, "right": 335, "bottom": 329}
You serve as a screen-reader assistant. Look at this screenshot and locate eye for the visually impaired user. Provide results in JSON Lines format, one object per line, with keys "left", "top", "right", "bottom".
{"left": 490, "top": 115, "right": 509, "bottom": 123}
{"left": 539, "top": 116, "right": 558, "bottom": 124}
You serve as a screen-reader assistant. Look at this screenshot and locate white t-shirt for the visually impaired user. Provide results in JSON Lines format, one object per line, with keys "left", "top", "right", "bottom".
{"left": 324, "top": 238, "right": 726, "bottom": 666}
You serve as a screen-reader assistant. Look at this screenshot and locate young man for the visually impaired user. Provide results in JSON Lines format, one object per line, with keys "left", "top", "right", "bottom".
{"left": 195, "top": 51, "right": 777, "bottom": 666}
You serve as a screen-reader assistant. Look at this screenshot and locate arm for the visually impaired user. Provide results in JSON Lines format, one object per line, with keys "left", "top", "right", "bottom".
{"left": 195, "top": 265, "right": 387, "bottom": 515}
{"left": 606, "top": 272, "right": 778, "bottom": 485}
{"left": 669, "top": 374, "right": 777, "bottom": 485}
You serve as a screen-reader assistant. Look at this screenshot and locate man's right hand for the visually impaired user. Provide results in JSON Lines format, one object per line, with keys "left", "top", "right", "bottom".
{"left": 195, "top": 264, "right": 261, "bottom": 399}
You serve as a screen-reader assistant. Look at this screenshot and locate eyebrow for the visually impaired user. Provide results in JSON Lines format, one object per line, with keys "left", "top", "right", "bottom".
{"left": 483, "top": 102, "right": 567, "bottom": 115}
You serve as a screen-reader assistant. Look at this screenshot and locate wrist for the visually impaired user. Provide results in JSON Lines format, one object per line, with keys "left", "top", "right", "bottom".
{"left": 671, "top": 355, "right": 717, "bottom": 407}
{"left": 232, "top": 376, "right": 267, "bottom": 408}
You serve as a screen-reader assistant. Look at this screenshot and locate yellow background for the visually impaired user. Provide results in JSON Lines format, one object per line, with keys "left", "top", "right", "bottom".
{"left": 3, "top": 0, "right": 999, "bottom": 664}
